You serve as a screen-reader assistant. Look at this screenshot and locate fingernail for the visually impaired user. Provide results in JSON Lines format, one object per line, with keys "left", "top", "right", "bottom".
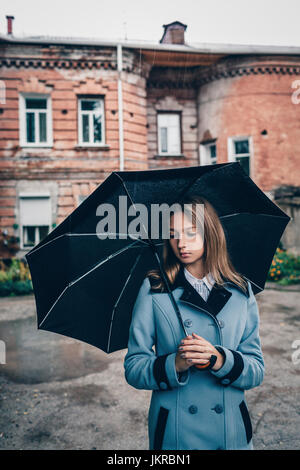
{"left": 178, "top": 347, "right": 183, "bottom": 350}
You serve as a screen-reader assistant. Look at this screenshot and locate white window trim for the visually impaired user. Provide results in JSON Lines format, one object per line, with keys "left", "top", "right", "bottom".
{"left": 199, "top": 142, "right": 217, "bottom": 166}
{"left": 157, "top": 112, "right": 182, "bottom": 156}
{"left": 19, "top": 194, "right": 51, "bottom": 250}
{"left": 19, "top": 93, "right": 53, "bottom": 148}
{"left": 77, "top": 97, "right": 105, "bottom": 147}
{"left": 21, "top": 226, "right": 49, "bottom": 250}
{"left": 227, "top": 136, "right": 253, "bottom": 177}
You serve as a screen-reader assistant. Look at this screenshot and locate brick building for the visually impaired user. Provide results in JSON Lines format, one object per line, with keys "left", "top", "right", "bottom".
{"left": 0, "top": 18, "right": 300, "bottom": 257}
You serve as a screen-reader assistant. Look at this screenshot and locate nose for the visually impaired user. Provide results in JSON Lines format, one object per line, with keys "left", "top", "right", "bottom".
{"left": 177, "top": 234, "right": 187, "bottom": 249}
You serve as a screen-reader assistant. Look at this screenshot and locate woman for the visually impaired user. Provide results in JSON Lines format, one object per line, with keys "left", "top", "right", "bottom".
{"left": 123, "top": 194, "right": 264, "bottom": 450}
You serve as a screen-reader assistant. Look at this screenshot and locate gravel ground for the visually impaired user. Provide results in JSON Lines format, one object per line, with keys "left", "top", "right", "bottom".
{"left": 0, "top": 283, "right": 299, "bottom": 450}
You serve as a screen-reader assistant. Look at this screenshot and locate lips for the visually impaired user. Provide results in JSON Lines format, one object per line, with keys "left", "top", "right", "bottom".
{"left": 180, "top": 252, "right": 191, "bottom": 257}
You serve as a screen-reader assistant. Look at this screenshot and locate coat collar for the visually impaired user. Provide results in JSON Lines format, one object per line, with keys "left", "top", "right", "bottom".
{"left": 149, "top": 264, "right": 249, "bottom": 317}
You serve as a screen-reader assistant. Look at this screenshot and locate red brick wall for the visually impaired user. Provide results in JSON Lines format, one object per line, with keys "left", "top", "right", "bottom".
{"left": 0, "top": 44, "right": 149, "bottom": 256}
{"left": 197, "top": 58, "right": 300, "bottom": 191}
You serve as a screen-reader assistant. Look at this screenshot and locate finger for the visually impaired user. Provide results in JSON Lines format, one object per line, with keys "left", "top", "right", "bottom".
{"left": 179, "top": 345, "right": 208, "bottom": 353}
{"left": 180, "top": 339, "right": 207, "bottom": 347}
{"left": 181, "top": 352, "right": 212, "bottom": 360}
{"left": 192, "top": 332, "right": 205, "bottom": 340}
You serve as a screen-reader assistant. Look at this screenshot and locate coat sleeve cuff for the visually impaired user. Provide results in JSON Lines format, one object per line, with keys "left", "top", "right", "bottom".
{"left": 153, "top": 353, "right": 190, "bottom": 390}
{"left": 210, "top": 345, "right": 244, "bottom": 386}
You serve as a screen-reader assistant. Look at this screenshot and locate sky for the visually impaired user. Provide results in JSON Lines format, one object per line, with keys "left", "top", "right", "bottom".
{"left": 1, "top": 0, "right": 300, "bottom": 47}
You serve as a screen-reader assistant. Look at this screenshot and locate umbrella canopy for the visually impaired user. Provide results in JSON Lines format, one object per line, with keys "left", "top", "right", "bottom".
{"left": 25, "top": 162, "right": 290, "bottom": 353}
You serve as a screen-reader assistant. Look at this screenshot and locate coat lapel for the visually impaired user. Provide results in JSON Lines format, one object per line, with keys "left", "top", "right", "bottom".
{"left": 149, "top": 264, "right": 249, "bottom": 317}
{"left": 174, "top": 265, "right": 232, "bottom": 317}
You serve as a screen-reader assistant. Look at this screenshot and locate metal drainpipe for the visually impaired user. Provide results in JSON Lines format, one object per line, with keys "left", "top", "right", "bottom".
{"left": 117, "top": 44, "right": 124, "bottom": 171}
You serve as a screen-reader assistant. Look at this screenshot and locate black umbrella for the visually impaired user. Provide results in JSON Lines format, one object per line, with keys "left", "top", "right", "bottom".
{"left": 25, "top": 162, "right": 290, "bottom": 353}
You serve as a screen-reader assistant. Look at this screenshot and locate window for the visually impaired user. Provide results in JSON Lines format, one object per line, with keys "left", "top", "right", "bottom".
{"left": 228, "top": 137, "right": 252, "bottom": 176}
{"left": 19, "top": 94, "right": 52, "bottom": 147}
{"left": 157, "top": 113, "right": 181, "bottom": 155}
{"left": 78, "top": 97, "right": 105, "bottom": 146}
{"left": 199, "top": 142, "right": 217, "bottom": 165}
{"left": 19, "top": 195, "right": 51, "bottom": 249}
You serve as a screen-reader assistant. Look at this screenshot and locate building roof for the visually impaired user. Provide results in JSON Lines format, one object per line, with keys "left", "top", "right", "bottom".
{"left": 1, "top": 32, "right": 300, "bottom": 55}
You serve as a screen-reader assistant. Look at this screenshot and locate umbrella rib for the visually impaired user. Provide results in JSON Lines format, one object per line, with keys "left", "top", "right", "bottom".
{"left": 242, "top": 276, "right": 264, "bottom": 292}
{"left": 106, "top": 250, "right": 143, "bottom": 352}
{"left": 27, "top": 233, "right": 67, "bottom": 256}
{"left": 219, "top": 213, "right": 289, "bottom": 219}
{"left": 68, "top": 233, "right": 151, "bottom": 244}
{"left": 27, "top": 232, "right": 151, "bottom": 256}
{"left": 38, "top": 239, "right": 144, "bottom": 329}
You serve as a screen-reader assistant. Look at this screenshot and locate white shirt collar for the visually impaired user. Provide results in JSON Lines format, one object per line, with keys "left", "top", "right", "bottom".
{"left": 183, "top": 267, "right": 215, "bottom": 291}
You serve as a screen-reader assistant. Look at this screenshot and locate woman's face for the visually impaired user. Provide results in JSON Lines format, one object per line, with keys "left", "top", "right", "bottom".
{"left": 169, "top": 211, "right": 204, "bottom": 265}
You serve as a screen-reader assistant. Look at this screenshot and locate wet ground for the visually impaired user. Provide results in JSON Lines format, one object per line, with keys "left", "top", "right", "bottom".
{"left": 0, "top": 283, "right": 299, "bottom": 450}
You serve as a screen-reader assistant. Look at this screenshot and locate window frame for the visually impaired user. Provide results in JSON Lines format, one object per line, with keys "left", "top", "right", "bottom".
{"left": 227, "top": 136, "right": 253, "bottom": 177}
{"left": 22, "top": 225, "right": 50, "bottom": 249}
{"left": 199, "top": 141, "right": 217, "bottom": 166}
{"left": 19, "top": 194, "right": 52, "bottom": 250}
{"left": 19, "top": 93, "right": 53, "bottom": 148}
{"left": 157, "top": 111, "right": 182, "bottom": 156}
{"left": 77, "top": 96, "right": 106, "bottom": 147}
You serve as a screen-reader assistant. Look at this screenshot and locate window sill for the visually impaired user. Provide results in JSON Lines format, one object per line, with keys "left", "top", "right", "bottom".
{"left": 153, "top": 154, "right": 186, "bottom": 159}
{"left": 20, "top": 145, "right": 53, "bottom": 149}
{"left": 75, "top": 144, "right": 110, "bottom": 150}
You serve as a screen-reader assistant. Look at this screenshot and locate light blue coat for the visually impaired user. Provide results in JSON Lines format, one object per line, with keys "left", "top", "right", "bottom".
{"left": 124, "top": 265, "right": 264, "bottom": 450}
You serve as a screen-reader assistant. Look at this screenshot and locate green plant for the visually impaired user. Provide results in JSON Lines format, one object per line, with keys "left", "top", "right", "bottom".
{"left": 268, "top": 247, "right": 300, "bottom": 285}
{"left": 0, "top": 258, "right": 33, "bottom": 296}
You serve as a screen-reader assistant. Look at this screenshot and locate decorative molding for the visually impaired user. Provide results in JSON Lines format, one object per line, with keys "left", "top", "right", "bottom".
{"left": 0, "top": 53, "right": 151, "bottom": 78}
{"left": 148, "top": 60, "right": 300, "bottom": 88}
{"left": 72, "top": 76, "right": 109, "bottom": 95}
{"left": 0, "top": 57, "right": 118, "bottom": 70}
{"left": 17, "top": 76, "right": 53, "bottom": 94}
{"left": 195, "top": 61, "right": 300, "bottom": 86}
{"left": 154, "top": 95, "right": 184, "bottom": 111}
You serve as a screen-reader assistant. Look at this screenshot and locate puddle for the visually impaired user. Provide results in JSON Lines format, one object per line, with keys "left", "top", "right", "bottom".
{"left": 0, "top": 316, "right": 113, "bottom": 384}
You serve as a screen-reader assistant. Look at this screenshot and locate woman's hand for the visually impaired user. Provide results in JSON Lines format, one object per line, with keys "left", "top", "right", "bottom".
{"left": 176, "top": 332, "right": 224, "bottom": 372}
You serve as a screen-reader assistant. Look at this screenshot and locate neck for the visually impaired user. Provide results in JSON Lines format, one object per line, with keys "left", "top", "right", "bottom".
{"left": 184, "top": 259, "right": 206, "bottom": 279}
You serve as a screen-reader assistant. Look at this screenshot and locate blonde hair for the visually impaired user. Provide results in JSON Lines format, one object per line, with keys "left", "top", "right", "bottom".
{"left": 146, "top": 194, "right": 248, "bottom": 294}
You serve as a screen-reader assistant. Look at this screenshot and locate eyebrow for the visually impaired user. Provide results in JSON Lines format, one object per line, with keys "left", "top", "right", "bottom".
{"left": 170, "top": 226, "right": 195, "bottom": 231}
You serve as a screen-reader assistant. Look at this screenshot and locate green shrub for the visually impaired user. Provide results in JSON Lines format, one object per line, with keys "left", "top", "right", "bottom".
{"left": 0, "top": 258, "right": 33, "bottom": 296}
{"left": 268, "top": 247, "right": 300, "bottom": 285}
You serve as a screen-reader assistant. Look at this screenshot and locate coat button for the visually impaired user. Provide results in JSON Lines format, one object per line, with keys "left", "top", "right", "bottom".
{"left": 218, "top": 320, "right": 225, "bottom": 328}
{"left": 188, "top": 405, "right": 198, "bottom": 414}
{"left": 159, "top": 382, "right": 167, "bottom": 390}
{"left": 222, "top": 378, "right": 230, "bottom": 385}
{"left": 213, "top": 404, "right": 224, "bottom": 414}
{"left": 184, "top": 319, "right": 193, "bottom": 328}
